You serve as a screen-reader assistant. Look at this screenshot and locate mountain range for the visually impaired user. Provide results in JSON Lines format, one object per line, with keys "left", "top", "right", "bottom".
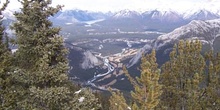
{"left": 66, "top": 18, "right": 220, "bottom": 90}
{"left": 2, "top": 8, "right": 220, "bottom": 91}
{"left": 3, "top": 8, "right": 220, "bottom": 24}
{"left": 52, "top": 9, "right": 220, "bottom": 22}
{"left": 54, "top": 9, "right": 220, "bottom": 34}
{"left": 3, "top": 9, "right": 220, "bottom": 35}
{"left": 129, "top": 19, "right": 220, "bottom": 67}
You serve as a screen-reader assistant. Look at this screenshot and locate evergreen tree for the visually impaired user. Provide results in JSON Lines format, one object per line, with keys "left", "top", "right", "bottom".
{"left": 109, "top": 90, "right": 129, "bottom": 110}
{"left": 95, "top": 91, "right": 111, "bottom": 110}
{"left": 11, "top": 0, "right": 64, "bottom": 71}
{"left": 159, "top": 40, "right": 205, "bottom": 109}
{"left": 202, "top": 51, "right": 220, "bottom": 109}
{"left": 124, "top": 50, "right": 162, "bottom": 110}
{"left": 131, "top": 102, "right": 139, "bottom": 110}
{"left": 11, "top": 0, "right": 101, "bottom": 109}
{"left": 0, "top": 0, "right": 10, "bottom": 73}
{"left": 0, "top": 0, "right": 17, "bottom": 109}
{"left": 0, "top": 0, "right": 10, "bottom": 66}
{"left": 70, "top": 88, "right": 101, "bottom": 110}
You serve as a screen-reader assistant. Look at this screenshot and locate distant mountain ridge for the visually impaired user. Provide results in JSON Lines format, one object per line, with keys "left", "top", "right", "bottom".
{"left": 142, "top": 10, "right": 183, "bottom": 22}
{"left": 49, "top": 9, "right": 220, "bottom": 33}
{"left": 3, "top": 8, "right": 220, "bottom": 23}
{"left": 3, "top": 9, "right": 220, "bottom": 33}
{"left": 52, "top": 9, "right": 220, "bottom": 23}
{"left": 111, "top": 9, "right": 142, "bottom": 19}
{"left": 183, "top": 9, "right": 220, "bottom": 20}
{"left": 129, "top": 19, "right": 220, "bottom": 67}
{"left": 53, "top": 10, "right": 111, "bottom": 23}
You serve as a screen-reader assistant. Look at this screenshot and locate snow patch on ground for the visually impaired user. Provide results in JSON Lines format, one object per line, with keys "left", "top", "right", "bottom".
{"left": 78, "top": 97, "right": 85, "bottom": 103}
{"left": 12, "top": 49, "right": 18, "bottom": 53}
{"left": 74, "top": 90, "right": 81, "bottom": 94}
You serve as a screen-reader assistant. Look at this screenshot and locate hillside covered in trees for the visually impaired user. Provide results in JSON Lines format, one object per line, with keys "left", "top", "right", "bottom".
{"left": 0, "top": 0, "right": 220, "bottom": 110}
{"left": 110, "top": 40, "right": 220, "bottom": 110}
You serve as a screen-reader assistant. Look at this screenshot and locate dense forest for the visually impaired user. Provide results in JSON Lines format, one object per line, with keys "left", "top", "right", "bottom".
{"left": 110, "top": 41, "right": 220, "bottom": 110}
{"left": 0, "top": 0, "right": 220, "bottom": 110}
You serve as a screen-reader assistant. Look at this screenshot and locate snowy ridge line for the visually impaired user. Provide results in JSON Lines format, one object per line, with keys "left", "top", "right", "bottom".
{"left": 128, "top": 19, "right": 220, "bottom": 67}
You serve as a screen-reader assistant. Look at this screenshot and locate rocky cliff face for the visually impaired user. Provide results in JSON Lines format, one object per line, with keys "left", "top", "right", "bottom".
{"left": 81, "top": 50, "right": 102, "bottom": 69}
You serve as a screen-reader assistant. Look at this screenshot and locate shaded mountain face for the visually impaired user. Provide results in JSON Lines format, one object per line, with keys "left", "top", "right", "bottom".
{"left": 66, "top": 43, "right": 104, "bottom": 81}
{"left": 129, "top": 19, "right": 220, "bottom": 67}
{"left": 56, "top": 10, "right": 94, "bottom": 22}
{"left": 51, "top": 10, "right": 110, "bottom": 24}
{"left": 66, "top": 43, "right": 103, "bottom": 70}
{"left": 140, "top": 10, "right": 188, "bottom": 32}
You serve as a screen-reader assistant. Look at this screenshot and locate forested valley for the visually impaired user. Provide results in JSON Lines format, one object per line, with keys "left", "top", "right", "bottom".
{"left": 0, "top": 0, "right": 220, "bottom": 110}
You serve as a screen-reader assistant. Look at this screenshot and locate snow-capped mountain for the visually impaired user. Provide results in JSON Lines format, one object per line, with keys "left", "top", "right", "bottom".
{"left": 129, "top": 19, "right": 220, "bottom": 67}
{"left": 53, "top": 9, "right": 110, "bottom": 24}
{"left": 2, "top": 8, "right": 220, "bottom": 24}
{"left": 3, "top": 8, "right": 217, "bottom": 31}
{"left": 1, "top": 10, "right": 16, "bottom": 36}
{"left": 142, "top": 10, "right": 183, "bottom": 22}
{"left": 110, "top": 9, "right": 220, "bottom": 23}
{"left": 55, "top": 10, "right": 95, "bottom": 22}
{"left": 155, "top": 19, "right": 220, "bottom": 49}
{"left": 183, "top": 9, "right": 220, "bottom": 20}
{"left": 112, "top": 9, "right": 142, "bottom": 19}
{"left": 2, "top": 10, "right": 15, "bottom": 21}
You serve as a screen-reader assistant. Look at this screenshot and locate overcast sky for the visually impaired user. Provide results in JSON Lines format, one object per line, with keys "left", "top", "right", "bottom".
{"left": 5, "top": 0, "right": 220, "bottom": 13}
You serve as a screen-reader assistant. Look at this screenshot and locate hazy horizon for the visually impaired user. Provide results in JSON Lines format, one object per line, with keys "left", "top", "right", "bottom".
{"left": 2, "top": 0, "right": 220, "bottom": 13}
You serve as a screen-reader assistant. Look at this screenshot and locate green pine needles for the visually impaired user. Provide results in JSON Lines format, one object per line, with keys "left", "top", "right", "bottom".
{"left": 109, "top": 40, "right": 220, "bottom": 110}
{"left": 0, "top": 0, "right": 101, "bottom": 109}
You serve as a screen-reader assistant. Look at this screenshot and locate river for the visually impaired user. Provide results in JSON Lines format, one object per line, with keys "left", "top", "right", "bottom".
{"left": 87, "top": 58, "right": 115, "bottom": 89}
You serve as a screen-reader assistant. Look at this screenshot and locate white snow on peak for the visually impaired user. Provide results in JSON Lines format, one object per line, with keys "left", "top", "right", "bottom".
{"left": 155, "top": 19, "right": 220, "bottom": 49}
{"left": 129, "top": 19, "right": 220, "bottom": 67}
{"left": 113, "top": 9, "right": 141, "bottom": 18}
{"left": 183, "top": 9, "right": 219, "bottom": 20}
{"left": 150, "top": 10, "right": 181, "bottom": 20}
